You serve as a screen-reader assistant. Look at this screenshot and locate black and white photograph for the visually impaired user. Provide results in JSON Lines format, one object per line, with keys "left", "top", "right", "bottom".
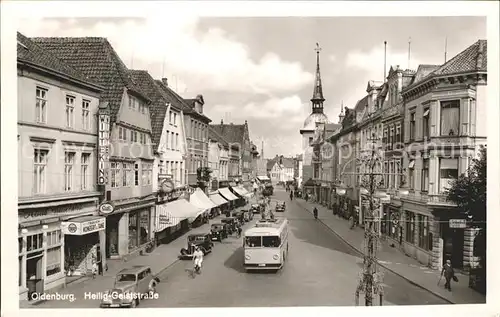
{"left": 1, "top": 1, "right": 499, "bottom": 315}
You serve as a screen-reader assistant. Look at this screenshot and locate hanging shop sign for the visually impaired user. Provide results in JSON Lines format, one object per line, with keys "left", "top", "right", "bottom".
{"left": 161, "top": 180, "right": 175, "bottom": 193}
{"left": 97, "top": 108, "right": 110, "bottom": 186}
{"left": 99, "top": 202, "right": 115, "bottom": 215}
{"left": 449, "top": 219, "right": 467, "bottom": 228}
{"left": 62, "top": 217, "right": 106, "bottom": 235}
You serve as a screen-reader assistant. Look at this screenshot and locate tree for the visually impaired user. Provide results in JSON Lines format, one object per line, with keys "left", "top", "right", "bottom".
{"left": 196, "top": 167, "right": 213, "bottom": 192}
{"left": 446, "top": 146, "right": 486, "bottom": 286}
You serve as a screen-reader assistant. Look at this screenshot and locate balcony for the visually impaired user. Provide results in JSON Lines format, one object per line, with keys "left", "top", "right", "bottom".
{"left": 402, "top": 191, "right": 456, "bottom": 207}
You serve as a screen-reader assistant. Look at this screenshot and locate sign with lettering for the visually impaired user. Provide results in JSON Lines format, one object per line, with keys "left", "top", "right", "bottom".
{"left": 99, "top": 202, "right": 114, "bottom": 215}
{"left": 449, "top": 219, "right": 467, "bottom": 228}
{"left": 62, "top": 217, "right": 106, "bottom": 235}
{"left": 19, "top": 202, "right": 96, "bottom": 224}
{"left": 98, "top": 111, "right": 110, "bottom": 185}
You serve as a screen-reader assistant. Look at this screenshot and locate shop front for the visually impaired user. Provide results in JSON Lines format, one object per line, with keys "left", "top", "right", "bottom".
{"left": 209, "top": 192, "right": 229, "bottom": 213}
{"left": 18, "top": 197, "right": 99, "bottom": 300}
{"left": 104, "top": 199, "right": 155, "bottom": 259}
{"left": 154, "top": 199, "right": 201, "bottom": 243}
{"left": 189, "top": 188, "right": 216, "bottom": 224}
{"left": 61, "top": 216, "right": 106, "bottom": 276}
{"left": 229, "top": 186, "right": 247, "bottom": 206}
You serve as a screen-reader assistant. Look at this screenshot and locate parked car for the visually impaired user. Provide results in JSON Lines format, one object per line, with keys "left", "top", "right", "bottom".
{"left": 221, "top": 217, "right": 237, "bottom": 233}
{"left": 210, "top": 223, "right": 228, "bottom": 241}
{"left": 100, "top": 266, "right": 159, "bottom": 308}
{"left": 179, "top": 233, "right": 214, "bottom": 258}
{"left": 275, "top": 201, "right": 286, "bottom": 212}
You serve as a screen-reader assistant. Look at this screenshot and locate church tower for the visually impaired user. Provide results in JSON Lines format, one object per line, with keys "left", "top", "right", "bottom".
{"left": 311, "top": 42, "right": 325, "bottom": 114}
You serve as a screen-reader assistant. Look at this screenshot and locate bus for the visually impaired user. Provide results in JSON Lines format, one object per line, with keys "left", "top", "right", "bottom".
{"left": 243, "top": 218, "right": 289, "bottom": 271}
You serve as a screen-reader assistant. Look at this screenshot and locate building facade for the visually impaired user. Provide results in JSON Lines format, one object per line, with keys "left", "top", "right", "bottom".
{"left": 17, "top": 33, "right": 104, "bottom": 298}
{"left": 208, "top": 127, "right": 230, "bottom": 190}
{"left": 399, "top": 40, "right": 487, "bottom": 271}
{"left": 33, "top": 37, "right": 157, "bottom": 264}
{"left": 268, "top": 155, "right": 294, "bottom": 183}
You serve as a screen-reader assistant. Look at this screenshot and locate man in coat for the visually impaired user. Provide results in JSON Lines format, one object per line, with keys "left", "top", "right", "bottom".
{"left": 441, "top": 259, "right": 455, "bottom": 291}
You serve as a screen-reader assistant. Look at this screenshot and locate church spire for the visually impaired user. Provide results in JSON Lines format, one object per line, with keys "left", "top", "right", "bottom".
{"left": 311, "top": 42, "right": 325, "bottom": 113}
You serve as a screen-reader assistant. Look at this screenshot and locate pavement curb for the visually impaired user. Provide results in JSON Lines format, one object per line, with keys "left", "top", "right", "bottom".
{"left": 297, "top": 200, "right": 454, "bottom": 305}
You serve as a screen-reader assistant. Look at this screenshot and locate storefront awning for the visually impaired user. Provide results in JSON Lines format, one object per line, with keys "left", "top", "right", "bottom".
{"left": 219, "top": 187, "right": 239, "bottom": 201}
{"left": 155, "top": 199, "right": 203, "bottom": 232}
{"left": 234, "top": 186, "right": 249, "bottom": 196}
{"left": 257, "top": 176, "right": 270, "bottom": 181}
{"left": 62, "top": 216, "right": 106, "bottom": 235}
{"left": 209, "top": 193, "right": 228, "bottom": 206}
{"left": 189, "top": 188, "right": 217, "bottom": 210}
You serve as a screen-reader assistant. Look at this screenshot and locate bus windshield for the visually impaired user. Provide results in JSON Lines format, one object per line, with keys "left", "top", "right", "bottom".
{"left": 245, "top": 236, "right": 281, "bottom": 248}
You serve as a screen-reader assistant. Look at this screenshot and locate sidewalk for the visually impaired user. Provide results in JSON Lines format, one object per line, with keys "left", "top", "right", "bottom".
{"left": 297, "top": 199, "right": 486, "bottom": 305}
{"left": 20, "top": 205, "right": 250, "bottom": 308}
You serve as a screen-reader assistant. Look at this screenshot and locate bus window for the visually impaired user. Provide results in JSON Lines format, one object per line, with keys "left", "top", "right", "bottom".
{"left": 263, "top": 236, "right": 280, "bottom": 248}
{"left": 245, "top": 236, "right": 262, "bottom": 247}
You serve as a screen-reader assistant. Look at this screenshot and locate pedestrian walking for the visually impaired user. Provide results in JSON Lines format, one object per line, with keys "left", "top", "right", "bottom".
{"left": 289, "top": 191, "right": 293, "bottom": 201}
{"left": 92, "top": 260, "right": 98, "bottom": 279}
{"left": 305, "top": 193, "right": 309, "bottom": 202}
{"left": 440, "top": 260, "right": 456, "bottom": 291}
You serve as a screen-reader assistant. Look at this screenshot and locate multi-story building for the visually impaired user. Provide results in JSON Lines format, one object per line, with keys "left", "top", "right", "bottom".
{"left": 267, "top": 155, "right": 295, "bottom": 183}
{"left": 399, "top": 40, "right": 487, "bottom": 271}
{"left": 314, "top": 122, "right": 341, "bottom": 207}
{"left": 208, "top": 127, "right": 230, "bottom": 190}
{"left": 293, "top": 154, "right": 303, "bottom": 187}
{"left": 34, "top": 37, "right": 156, "bottom": 261}
{"left": 210, "top": 120, "right": 253, "bottom": 189}
{"left": 17, "top": 32, "right": 104, "bottom": 297}
{"left": 300, "top": 47, "right": 329, "bottom": 189}
{"left": 181, "top": 95, "right": 212, "bottom": 187}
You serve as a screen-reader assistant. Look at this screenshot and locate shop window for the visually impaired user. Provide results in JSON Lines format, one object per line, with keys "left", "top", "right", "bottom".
{"left": 47, "top": 230, "right": 61, "bottom": 247}
{"left": 405, "top": 211, "right": 415, "bottom": 244}
{"left": 27, "top": 233, "right": 43, "bottom": 252}
{"left": 46, "top": 247, "right": 61, "bottom": 276}
{"left": 418, "top": 215, "right": 430, "bottom": 250}
{"left": 440, "top": 100, "right": 460, "bottom": 136}
{"left": 139, "top": 210, "right": 150, "bottom": 245}
{"left": 439, "top": 158, "right": 458, "bottom": 193}
{"left": 129, "top": 213, "right": 138, "bottom": 250}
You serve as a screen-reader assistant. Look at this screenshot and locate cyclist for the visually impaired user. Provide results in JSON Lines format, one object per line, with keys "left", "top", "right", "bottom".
{"left": 193, "top": 246, "right": 204, "bottom": 274}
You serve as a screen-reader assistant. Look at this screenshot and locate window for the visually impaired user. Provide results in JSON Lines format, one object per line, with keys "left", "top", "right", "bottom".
{"left": 169, "top": 111, "right": 173, "bottom": 124}
{"left": 173, "top": 113, "right": 177, "bottom": 126}
{"left": 159, "top": 160, "right": 165, "bottom": 174}
{"left": 26, "top": 233, "right": 43, "bottom": 252}
{"left": 405, "top": 211, "right": 415, "bottom": 244}
{"left": 441, "top": 100, "right": 460, "bottom": 136}
{"left": 129, "top": 96, "right": 137, "bottom": 110}
{"left": 81, "top": 153, "right": 90, "bottom": 190}
{"left": 111, "top": 162, "right": 120, "bottom": 188}
{"left": 383, "top": 161, "right": 389, "bottom": 187}
{"left": 140, "top": 133, "right": 144, "bottom": 144}
{"left": 263, "top": 236, "right": 281, "bottom": 247}
{"left": 418, "top": 215, "right": 430, "bottom": 250}
{"left": 142, "top": 162, "right": 147, "bottom": 185}
{"left": 410, "top": 112, "right": 416, "bottom": 141}
{"left": 82, "top": 99, "right": 91, "bottom": 130}
{"left": 33, "top": 149, "right": 48, "bottom": 194}
{"left": 439, "top": 158, "right": 458, "bottom": 193}
{"left": 64, "top": 152, "right": 75, "bottom": 191}
{"left": 139, "top": 103, "right": 145, "bottom": 114}
{"left": 118, "top": 127, "right": 127, "bottom": 141}
{"left": 134, "top": 163, "right": 139, "bottom": 186}
{"left": 35, "top": 87, "right": 48, "bottom": 123}
{"left": 171, "top": 132, "right": 174, "bottom": 149}
{"left": 423, "top": 107, "right": 430, "bottom": 139}
{"left": 383, "top": 128, "right": 388, "bottom": 148}
{"left": 65, "top": 95, "right": 75, "bottom": 128}
{"left": 176, "top": 133, "right": 179, "bottom": 150}
{"left": 146, "top": 163, "right": 152, "bottom": 185}
{"left": 130, "top": 130, "right": 138, "bottom": 143}
{"left": 390, "top": 161, "right": 395, "bottom": 188}
{"left": 245, "top": 236, "right": 262, "bottom": 247}
{"left": 46, "top": 230, "right": 62, "bottom": 276}
{"left": 408, "top": 160, "right": 415, "bottom": 190}
{"left": 395, "top": 124, "right": 401, "bottom": 149}
{"left": 166, "top": 130, "right": 170, "bottom": 149}
{"left": 421, "top": 158, "right": 429, "bottom": 192}
{"left": 47, "top": 230, "right": 61, "bottom": 247}
{"left": 309, "top": 137, "right": 313, "bottom": 145}
{"left": 122, "top": 163, "right": 131, "bottom": 186}
{"left": 172, "top": 162, "right": 177, "bottom": 183}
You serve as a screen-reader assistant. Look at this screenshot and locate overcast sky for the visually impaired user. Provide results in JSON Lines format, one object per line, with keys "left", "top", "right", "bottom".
{"left": 18, "top": 16, "right": 486, "bottom": 158}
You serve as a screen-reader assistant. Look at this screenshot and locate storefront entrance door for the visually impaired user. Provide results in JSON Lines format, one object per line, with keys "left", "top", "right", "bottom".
{"left": 26, "top": 252, "right": 43, "bottom": 299}
{"left": 442, "top": 226, "right": 464, "bottom": 269}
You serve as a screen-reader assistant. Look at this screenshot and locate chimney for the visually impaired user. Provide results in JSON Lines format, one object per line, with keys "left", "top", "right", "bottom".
{"left": 162, "top": 78, "right": 168, "bottom": 87}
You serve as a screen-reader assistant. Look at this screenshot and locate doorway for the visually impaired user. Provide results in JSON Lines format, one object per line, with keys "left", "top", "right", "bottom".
{"left": 441, "top": 225, "right": 464, "bottom": 269}
{"left": 26, "top": 253, "right": 44, "bottom": 300}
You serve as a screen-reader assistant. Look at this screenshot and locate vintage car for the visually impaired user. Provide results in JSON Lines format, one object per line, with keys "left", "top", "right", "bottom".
{"left": 232, "top": 211, "right": 246, "bottom": 223}
{"left": 275, "top": 201, "right": 286, "bottom": 212}
{"left": 179, "top": 233, "right": 214, "bottom": 259}
{"left": 210, "top": 223, "right": 228, "bottom": 241}
{"left": 100, "top": 266, "right": 159, "bottom": 308}
{"left": 250, "top": 204, "right": 262, "bottom": 214}
{"left": 220, "top": 217, "right": 237, "bottom": 233}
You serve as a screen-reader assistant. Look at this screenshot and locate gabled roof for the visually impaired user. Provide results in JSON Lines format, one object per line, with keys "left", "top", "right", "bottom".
{"left": 267, "top": 158, "right": 278, "bottom": 170}
{"left": 32, "top": 36, "right": 150, "bottom": 124}
{"left": 154, "top": 81, "right": 211, "bottom": 123}
{"left": 17, "top": 32, "right": 102, "bottom": 91}
{"left": 281, "top": 157, "right": 294, "bottom": 169}
{"left": 128, "top": 70, "right": 170, "bottom": 148}
{"left": 208, "top": 126, "right": 229, "bottom": 147}
{"left": 210, "top": 123, "right": 247, "bottom": 145}
{"left": 411, "top": 64, "right": 440, "bottom": 85}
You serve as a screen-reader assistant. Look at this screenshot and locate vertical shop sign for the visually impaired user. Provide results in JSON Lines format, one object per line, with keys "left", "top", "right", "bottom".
{"left": 98, "top": 107, "right": 110, "bottom": 185}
